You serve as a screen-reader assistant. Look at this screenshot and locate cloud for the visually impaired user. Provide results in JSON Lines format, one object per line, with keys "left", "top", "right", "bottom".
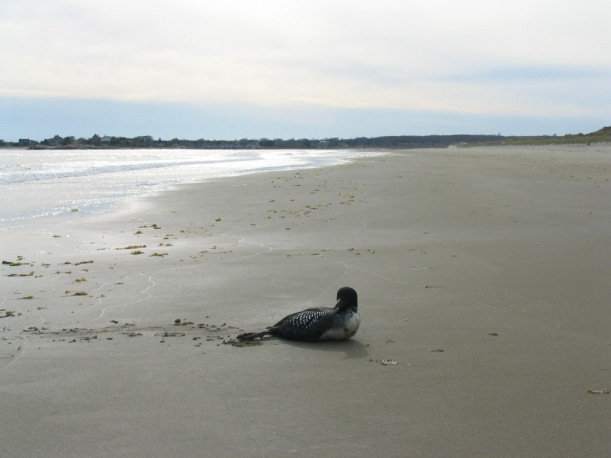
{"left": 0, "top": 0, "right": 609, "bottom": 134}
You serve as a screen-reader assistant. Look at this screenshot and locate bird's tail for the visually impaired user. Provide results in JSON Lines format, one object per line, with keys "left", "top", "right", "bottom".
{"left": 236, "top": 330, "right": 270, "bottom": 341}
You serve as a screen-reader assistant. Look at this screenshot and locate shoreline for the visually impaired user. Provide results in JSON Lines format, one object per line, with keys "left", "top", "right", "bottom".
{"left": 1, "top": 144, "right": 609, "bottom": 456}
{"left": 0, "top": 147, "right": 380, "bottom": 231}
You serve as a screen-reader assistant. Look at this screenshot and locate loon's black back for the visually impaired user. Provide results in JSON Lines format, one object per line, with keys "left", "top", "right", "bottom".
{"left": 269, "top": 306, "right": 343, "bottom": 341}
{"left": 237, "top": 287, "right": 360, "bottom": 342}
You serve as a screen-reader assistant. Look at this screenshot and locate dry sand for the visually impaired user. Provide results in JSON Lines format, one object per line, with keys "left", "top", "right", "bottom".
{"left": 1, "top": 144, "right": 609, "bottom": 457}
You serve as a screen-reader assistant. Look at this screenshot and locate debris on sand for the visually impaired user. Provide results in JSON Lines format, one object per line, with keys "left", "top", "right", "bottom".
{"left": 369, "top": 359, "right": 398, "bottom": 366}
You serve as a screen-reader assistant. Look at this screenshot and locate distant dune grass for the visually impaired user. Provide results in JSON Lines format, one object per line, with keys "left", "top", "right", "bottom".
{"left": 466, "top": 126, "right": 611, "bottom": 147}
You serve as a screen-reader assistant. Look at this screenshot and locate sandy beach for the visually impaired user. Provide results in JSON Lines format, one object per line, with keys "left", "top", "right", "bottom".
{"left": 1, "top": 144, "right": 609, "bottom": 457}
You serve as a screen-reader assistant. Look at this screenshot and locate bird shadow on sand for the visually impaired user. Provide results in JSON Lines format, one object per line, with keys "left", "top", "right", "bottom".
{"left": 281, "top": 339, "right": 369, "bottom": 359}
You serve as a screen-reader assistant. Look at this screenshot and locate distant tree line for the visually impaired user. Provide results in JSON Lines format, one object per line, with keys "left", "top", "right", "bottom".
{"left": 2, "top": 127, "right": 608, "bottom": 150}
{"left": 2, "top": 133, "right": 515, "bottom": 150}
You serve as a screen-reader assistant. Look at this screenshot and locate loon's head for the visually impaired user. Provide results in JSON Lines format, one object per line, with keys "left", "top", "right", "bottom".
{"left": 335, "top": 287, "right": 358, "bottom": 312}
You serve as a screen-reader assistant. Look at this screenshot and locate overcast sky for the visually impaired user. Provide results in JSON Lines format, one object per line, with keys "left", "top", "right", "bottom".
{"left": 1, "top": 0, "right": 609, "bottom": 140}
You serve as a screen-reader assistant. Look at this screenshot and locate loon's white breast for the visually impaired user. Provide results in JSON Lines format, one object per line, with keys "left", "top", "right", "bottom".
{"left": 319, "top": 312, "right": 361, "bottom": 340}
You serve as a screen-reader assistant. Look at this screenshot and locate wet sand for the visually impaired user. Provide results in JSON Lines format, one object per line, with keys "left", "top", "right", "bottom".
{"left": 1, "top": 144, "right": 609, "bottom": 457}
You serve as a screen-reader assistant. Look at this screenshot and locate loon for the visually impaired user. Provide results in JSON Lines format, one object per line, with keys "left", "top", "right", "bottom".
{"left": 236, "top": 287, "right": 360, "bottom": 342}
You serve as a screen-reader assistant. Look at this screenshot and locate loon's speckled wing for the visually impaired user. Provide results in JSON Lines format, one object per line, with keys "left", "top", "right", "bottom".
{"left": 269, "top": 307, "right": 335, "bottom": 341}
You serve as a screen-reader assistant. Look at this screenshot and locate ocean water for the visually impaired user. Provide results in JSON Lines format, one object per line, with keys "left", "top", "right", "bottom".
{"left": 0, "top": 148, "right": 376, "bottom": 229}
